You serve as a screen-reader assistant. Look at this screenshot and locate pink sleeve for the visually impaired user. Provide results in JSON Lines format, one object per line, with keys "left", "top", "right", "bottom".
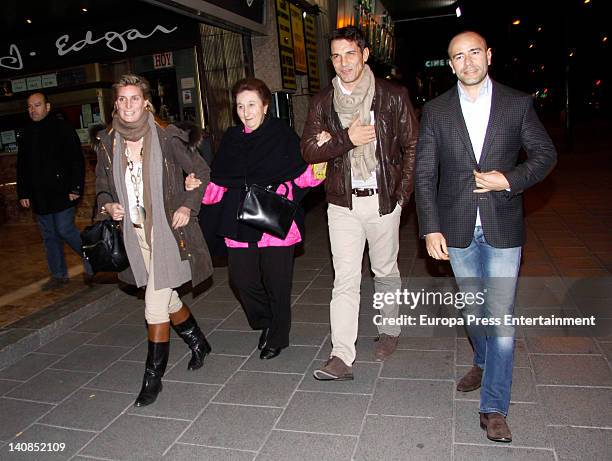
{"left": 257, "top": 222, "right": 302, "bottom": 247}
{"left": 293, "top": 165, "right": 325, "bottom": 188}
{"left": 225, "top": 237, "right": 248, "bottom": 248}
{"left": 202, "top": 182, "right": 227, "bottom": 205}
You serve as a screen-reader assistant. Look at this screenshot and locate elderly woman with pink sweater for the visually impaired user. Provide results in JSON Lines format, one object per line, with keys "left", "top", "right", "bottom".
{"left": 187, "top": 78, "right": 322, "bottom": 360}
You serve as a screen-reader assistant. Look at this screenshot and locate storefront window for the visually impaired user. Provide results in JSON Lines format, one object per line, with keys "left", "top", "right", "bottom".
{"left": 200, "top": 24, "right": 250, "bottom": 148}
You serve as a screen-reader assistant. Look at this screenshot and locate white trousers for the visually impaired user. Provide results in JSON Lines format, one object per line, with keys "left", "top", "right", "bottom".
{"left": 327, "top": 195, "right": 402, "bottom": 365}
{"left": 135, "top": 226, "right": 183, "bottom": 324}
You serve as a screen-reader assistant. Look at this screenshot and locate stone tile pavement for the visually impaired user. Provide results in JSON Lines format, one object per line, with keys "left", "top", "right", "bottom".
{"left": 0, "top": 229, "right": 610, "bottom": 459}
{"left": 1, "top": 134, "right": 611, "bottom": 459}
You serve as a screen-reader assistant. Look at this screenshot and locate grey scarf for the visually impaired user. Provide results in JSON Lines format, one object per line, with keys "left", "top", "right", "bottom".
{"left": 113, "top": 113, "right": 190, "bottom": 289}
{"left": 332, "top": 64, "right": 376, "bottom": 181}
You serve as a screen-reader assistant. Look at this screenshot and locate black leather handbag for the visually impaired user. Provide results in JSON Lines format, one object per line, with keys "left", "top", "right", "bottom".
{"left": 81, "top": 192, "right": 130, "bottom": 273}
{"left": 237, "top": 183, "right": 298, "bottom": 239}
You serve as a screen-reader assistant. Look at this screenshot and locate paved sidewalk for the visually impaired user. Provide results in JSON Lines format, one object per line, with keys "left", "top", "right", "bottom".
{"left": 0, "top": 218, "right": 104, "bottom": 329}
{"left": 0, "top": 127, "right": 611, "bottom": 459}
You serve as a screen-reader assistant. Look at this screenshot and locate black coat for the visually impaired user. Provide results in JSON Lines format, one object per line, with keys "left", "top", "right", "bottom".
{"left": 415, "top": 81, "right": 557, "bottom": 248}
{"left": 17, "top": 115, "right": 85, "bottom": 215}
{"left": 211, "top": 117, "right": 308, "bottom": 243}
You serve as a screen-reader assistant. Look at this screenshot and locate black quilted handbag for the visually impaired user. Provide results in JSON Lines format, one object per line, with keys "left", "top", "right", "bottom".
{"left": 81, "top": 192, "right": 130, "bottom": 273}
{"left": 237, "top": 183, "right": 297, "bottom": 239}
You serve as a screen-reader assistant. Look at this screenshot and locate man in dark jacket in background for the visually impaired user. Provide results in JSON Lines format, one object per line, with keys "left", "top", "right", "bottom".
{"left": 17, "top": 92, "right": 92, "bottom": 290}
{"left": 301, "top": 27, "right": 418, "bottom": 380}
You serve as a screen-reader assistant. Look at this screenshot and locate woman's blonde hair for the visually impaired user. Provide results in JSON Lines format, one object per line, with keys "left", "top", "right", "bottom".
{"left": 112, "top": 74, "right": 155, "bottom": 112}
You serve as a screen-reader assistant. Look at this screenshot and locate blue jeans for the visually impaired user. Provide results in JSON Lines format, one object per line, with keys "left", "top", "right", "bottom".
{"left": 448, "top": 226, "right": 521, "bottom": 416}
{"left": 36, "top": 206, "right": 92, "bottom": 279}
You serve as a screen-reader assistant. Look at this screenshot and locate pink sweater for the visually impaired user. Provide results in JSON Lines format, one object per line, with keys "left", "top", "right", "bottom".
{"left": 202, "top": 165, "right": 323, "bottom": 248}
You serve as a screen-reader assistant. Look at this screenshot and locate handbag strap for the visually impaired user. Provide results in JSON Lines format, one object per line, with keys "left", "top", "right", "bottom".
{"left": 93, "top": 143, "right": 118, "bottom": 222}
{"left": 241, "top": 142, "right": 289, "bottom": 198}
{"left": 242, "top": 146, "right": 250, "bottom": 192}
{"left": 275, "top": 182, "right": 289, "bottom": 198}
{"left": 91, "top": 191, "right": 115, "bottom": 222}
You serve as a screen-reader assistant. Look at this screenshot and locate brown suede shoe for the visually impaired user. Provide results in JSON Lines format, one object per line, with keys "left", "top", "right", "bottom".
{"left": 480, "top": 412, "right": 512, "bottom": 443}
{"left": 313, "top": 356, "right": 354, "bottom": 381}
{"left": 456, "top": 366, "right": 483, "bottom": 392}
{"left": 374, "top": 334, "right": 399, "bottom": 361}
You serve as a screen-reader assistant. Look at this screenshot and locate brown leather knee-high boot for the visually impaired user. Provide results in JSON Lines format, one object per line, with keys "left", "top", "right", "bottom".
{"left": 134, "top": 322, "right": 170, "bottom": 407}
{"left": 170, "top": 305, "right": 211, "bottom": 370}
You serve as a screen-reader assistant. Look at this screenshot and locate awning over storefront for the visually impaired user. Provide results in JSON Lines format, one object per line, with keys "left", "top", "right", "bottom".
{"left": 144, "top": 0, "right": 268, "bottom": 34}
{"left": 0, "top": 1, "right": 199, "bottom": 79}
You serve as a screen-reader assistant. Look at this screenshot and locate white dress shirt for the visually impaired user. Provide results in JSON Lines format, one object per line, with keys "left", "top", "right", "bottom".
{"left": 457, "top": 75, "right": 492, "bottom": 227}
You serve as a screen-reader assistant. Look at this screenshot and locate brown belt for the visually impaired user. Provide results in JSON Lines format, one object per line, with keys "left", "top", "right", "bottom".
{"left": 352, "top": 188, "right": 378, "bottom": 197}
{"left": 133, "top": 224, "right": 143, "bottom": 229}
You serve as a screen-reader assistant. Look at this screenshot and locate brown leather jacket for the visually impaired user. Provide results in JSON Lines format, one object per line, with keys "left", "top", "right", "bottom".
{"left": 301, "top": 78, "right": 418, "bottom": 215}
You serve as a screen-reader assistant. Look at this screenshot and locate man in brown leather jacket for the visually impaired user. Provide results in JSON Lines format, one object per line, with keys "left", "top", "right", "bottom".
{"left": 301, "top": 27, "right": 418, "bottom": 380}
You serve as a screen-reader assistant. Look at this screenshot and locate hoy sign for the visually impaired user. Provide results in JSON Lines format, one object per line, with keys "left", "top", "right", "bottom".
{"left": 153, "top": 52, "right": 174, "bottom": 69}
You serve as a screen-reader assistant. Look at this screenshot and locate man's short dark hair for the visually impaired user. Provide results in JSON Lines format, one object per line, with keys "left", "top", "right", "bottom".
{"left": 330, "top": 27, "right": 369, "bottom": 51}
{"left": 28, "top": 92, "right": 48, "bottom": 104}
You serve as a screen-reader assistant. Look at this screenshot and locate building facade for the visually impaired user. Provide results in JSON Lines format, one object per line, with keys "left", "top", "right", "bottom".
{"left": 0, "top": 0, "right": 333, "bottom": 223}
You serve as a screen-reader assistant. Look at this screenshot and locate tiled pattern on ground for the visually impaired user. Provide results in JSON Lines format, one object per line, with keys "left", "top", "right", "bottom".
{"left": 1, "top": 131, "right": 612, "bottom": 459}
{"left": 0, "top": 224, "right": 610, "bottom": 459}
{"left": 0, "top": 218, "right": 105, "bottom": 328}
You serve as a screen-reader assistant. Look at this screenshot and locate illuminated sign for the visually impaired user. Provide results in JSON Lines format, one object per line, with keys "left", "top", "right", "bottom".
{"left": 425, "top": 59, "right": 450, "bottom": 68}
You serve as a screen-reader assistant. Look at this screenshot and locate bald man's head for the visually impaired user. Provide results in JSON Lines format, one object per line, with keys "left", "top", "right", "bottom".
{"left": 448, "top": 31, "right": 488, "bottom": 58}
{"left": 448, "top": 31, "right": 491, "bottom": 88}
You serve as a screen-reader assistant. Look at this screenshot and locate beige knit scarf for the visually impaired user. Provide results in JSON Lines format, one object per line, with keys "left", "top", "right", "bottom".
{"left": 332, "top": 64, "right": 376, "bottom": 181}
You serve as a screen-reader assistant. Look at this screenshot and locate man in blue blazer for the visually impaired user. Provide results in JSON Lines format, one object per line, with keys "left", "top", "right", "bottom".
{"left": 415, "top": 31, "right": 557, "bottom": 442}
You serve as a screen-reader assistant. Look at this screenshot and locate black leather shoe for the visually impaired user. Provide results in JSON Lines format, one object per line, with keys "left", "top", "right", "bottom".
{"left": 258, "top": 328, "right": 269, "bottom": 350}
{"left": 260, "top": 346, "right": 282, "bottom": 360}
{"left": 134, "top": 341, "right": 169, "bottom": 407}
{"left": 173, "top": 314, "right": 211, "bottom": 370}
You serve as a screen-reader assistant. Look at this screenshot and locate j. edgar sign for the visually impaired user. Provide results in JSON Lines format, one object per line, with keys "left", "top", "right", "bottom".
{"left": 0, "top": 18, "right": 198, "bottom": 78}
